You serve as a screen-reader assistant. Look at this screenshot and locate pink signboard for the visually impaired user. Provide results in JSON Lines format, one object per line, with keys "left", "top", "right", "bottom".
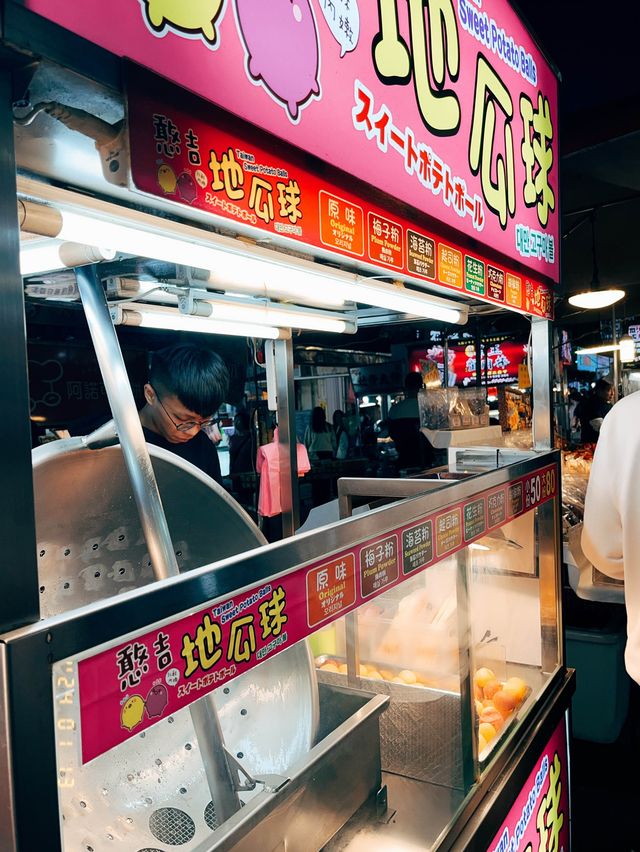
{"left": 485, "top": 716, "right": 569, "bottom": 852}
{"left": 126, "top": 66, "right": 553, "bottom": 317}
{"left": 409, "top": 339, "right": 529, "bottom": 386}
{"left": 23, "top": 0, "right": 559, "bottom": 283}
{"left": 77, "top": 463, "right": 557, "bottom": 764}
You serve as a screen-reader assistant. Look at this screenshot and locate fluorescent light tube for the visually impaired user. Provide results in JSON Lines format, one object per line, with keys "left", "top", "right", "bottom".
{"left": 206, "top": 256, "right": 350, "bottom": 309}
{"left": 108, "top": 280, "right": 356, "bottom": 333}
{"left": 619, "top": 335, "right": 636, "bottom": 363}
{"left": 349, "top": 279, "right": 463, "bottom": 324}
{"left": 209, "top": 264, "right": 464, "bottom": 322}
{"left": 111, "top": 304, "right": 289, "bottom": 340}
{"left": 185, "top": 296, "right": 356, "bottom": 334}
{"left": 19, "top": 199, "right": 467, "bottom": 324}
{"left": 575, "top": 344, "right": 619, "bottom": 355}
{"left": 20, "top": 240, "right": 115, "bottom": 275}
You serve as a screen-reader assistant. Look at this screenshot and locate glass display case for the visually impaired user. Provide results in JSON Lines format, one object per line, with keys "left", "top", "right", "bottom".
{"left": 313, "top": 499, "right": 548, "bottom": 776}
{"left": 418, "top": 387, "right": 490, "bottom": 431}
{"left": 0, "top": 449, "right": 571, "bottom": 852}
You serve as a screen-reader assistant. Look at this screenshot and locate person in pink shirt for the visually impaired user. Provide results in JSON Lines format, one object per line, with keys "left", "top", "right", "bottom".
{"left": 256, "top": 427, "right": 310, "bottom": 541}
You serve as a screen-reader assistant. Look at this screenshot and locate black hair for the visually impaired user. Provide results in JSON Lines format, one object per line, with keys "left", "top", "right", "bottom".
{"left": 404, "top": 372, "right": 423, "bottom": 392}
{"left": 149, "top": 344, "right": 229, "bottom": 416}
{"left": 595, "top": 378, "right": 612, "bottom": 393}
{"left": 234, "top": 410, "right": 250, "bottom": 431}
{"left": 311, "top": 405, "right": 329, "bottom": 433}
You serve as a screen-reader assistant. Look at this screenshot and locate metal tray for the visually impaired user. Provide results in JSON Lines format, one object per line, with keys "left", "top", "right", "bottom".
{"left": 315, "top": 657, "right": 463, "bottom": 789}
{"left": 200, "top": 683, "right": 389, "bottom": 852}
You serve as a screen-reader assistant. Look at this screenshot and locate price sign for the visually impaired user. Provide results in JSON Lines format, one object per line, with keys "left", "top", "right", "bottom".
{"left": 524, "top": 467, "right": 557, "bottom": 510}
{"left": 360, "top": 534, "right": 399, "bottom": 597}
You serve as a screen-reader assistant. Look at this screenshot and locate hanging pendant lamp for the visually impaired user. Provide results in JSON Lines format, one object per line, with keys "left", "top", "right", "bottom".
{"left": 568, "top": 211, "right": 624, "bottom": 309}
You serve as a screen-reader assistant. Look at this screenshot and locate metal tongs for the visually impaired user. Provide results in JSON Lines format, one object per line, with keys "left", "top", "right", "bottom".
{"left": 224, "top": 748, "right": 289, "bottom": 795}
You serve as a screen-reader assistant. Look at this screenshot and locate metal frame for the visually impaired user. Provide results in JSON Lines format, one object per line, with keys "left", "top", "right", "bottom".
{"left": 0, "top": 451, "right": 561, "bottom": 850}
{"left": 0, "top": 8, "right": 561, "bottom": 848}
{"left": 2, "top": 2, "right": 121, "bottom": 92}
{"left": 275, "top": 336, "right": 299, "bottom": 536}
{"left": 0, "top": 71, "right": 40, "bottom": 633}
{"left": 532, "top": 317, "right": 554, "bottom": 450}
{"left": 0, "top": 646, "right": 17, "bottom": 852}
{"left": 335, "top": 455, "right": 563, "bottom": 797}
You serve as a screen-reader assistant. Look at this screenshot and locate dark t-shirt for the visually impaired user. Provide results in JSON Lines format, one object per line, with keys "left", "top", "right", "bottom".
{"left": 228, "top": 432, "right": 253, "bottom": 475}
{"left": 578, "top": 396, "right": 612, "bottom": 444}
{"left": 143, "top": 426, "right": 222, "bottom": 484}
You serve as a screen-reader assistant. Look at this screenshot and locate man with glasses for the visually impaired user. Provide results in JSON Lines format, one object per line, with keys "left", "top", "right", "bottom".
{"left": 139, "top": 343, "right": 229, "bottom": 485}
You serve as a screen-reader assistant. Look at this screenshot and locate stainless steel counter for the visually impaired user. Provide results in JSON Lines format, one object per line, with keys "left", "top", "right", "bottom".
{"left": 324, "top": 772, "right": 465, "bottom": 851}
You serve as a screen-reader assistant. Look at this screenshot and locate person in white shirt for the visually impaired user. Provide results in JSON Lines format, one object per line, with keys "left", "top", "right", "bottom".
{"left": 582, "top": 391, "right": 639, "bottom": 683}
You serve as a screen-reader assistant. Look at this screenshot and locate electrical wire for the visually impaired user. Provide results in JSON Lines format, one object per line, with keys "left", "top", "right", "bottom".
{"left": 109, "top": 285, "right": 171, "bottom": 305}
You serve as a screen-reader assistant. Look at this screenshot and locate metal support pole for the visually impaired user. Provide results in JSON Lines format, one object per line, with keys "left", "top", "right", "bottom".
{"left": 75, "top": 266, "right": 241, "bottom": 822}
{"left": 455, "top": 550, "right": 476, "bottom": 791}
{"left": 531, "top": 318, "right": 553, "bottom": 450}
{"left": 0, "top": 72, "right": 40, "bottom": 632}
{"left": 474, "top": 323, "right": 482, "bottom": 388}
{"left": 612, "top": 304, "right": 620, "bottom": 403}
{"left": 76, "top": 267, "right": 181, "bottom": 581}
{"left": 275, "top": 337, "right": 299, "bottom": 536}
{"left": 0, "top": 646, "right": 17, "bottom": 852}
{"left": 483, "top": 336, "right": 489, "bottom": 388}
{"left": 338, "top": 493, "right": 360, "bottom": 688}
{"left": 443, "top": 331, "right": 449, "bottom": 388}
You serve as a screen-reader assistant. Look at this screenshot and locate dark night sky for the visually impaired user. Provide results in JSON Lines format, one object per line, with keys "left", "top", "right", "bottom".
{"left": 514, "top": 1, "right": 640, "bottom": 117}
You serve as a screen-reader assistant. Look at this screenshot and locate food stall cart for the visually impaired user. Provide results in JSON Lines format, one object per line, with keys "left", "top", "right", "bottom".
{"left": 0, "top": 0, "right": 569, "bottom": 849}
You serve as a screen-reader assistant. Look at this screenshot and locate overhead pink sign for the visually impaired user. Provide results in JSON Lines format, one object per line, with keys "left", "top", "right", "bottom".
{"left": 24, "top": 0, "right": 559, "bottom": 283}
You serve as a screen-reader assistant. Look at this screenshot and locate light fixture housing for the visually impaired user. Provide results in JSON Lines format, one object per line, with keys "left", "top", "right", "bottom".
{"left": 568, "top": 289, "right": 625, "bottom": 310}
{"left": 567, "top": 211, "right": 625, "bottom": 310}
{"left": 179, "top": 294, "right": 357, "bottom": 334}
{"left": 619, "top": 334, "right": 636, "bottom": 363}
{"left": 102, "top": 278, "right": 357, "bottom": 335}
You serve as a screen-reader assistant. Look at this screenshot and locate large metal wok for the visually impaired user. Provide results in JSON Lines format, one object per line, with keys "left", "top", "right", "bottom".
{"left": 33, "top": 438, "right": 319, "bottom": 851}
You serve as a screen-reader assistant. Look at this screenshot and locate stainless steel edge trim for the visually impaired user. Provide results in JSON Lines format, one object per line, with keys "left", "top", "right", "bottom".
{"left": 0, "top": 70, "right": 40, "bottom": 632}
{"left": 0, "top": 452, "right": 560, "bottom": 665}
{"left": 276, "top": 336, "right": 299, "bottom": 536}
{"left": 0, "top": 645, "right": 18, "bottom": 852}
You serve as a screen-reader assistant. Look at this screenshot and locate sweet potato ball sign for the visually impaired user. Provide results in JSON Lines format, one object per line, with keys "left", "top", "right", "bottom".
{"left": 25, "top": 0, "right": 559, "bottom": 282}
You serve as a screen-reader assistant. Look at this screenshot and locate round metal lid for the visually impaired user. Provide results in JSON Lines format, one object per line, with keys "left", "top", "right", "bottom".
{"left": 34, "top": 438, "right": 318, "bottom": 851}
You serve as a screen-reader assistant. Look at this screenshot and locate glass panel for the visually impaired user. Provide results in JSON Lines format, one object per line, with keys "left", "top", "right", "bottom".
{"left": 312, "top": 559, "right": 464, "bottom": 791}
{"left": 467, "top": 505, "right": 560, "bottom": 769}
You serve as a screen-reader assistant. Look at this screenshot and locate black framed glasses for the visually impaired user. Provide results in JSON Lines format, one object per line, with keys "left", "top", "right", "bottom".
{"left": 154, "top": 390, "right": 217, "bottom": 433}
